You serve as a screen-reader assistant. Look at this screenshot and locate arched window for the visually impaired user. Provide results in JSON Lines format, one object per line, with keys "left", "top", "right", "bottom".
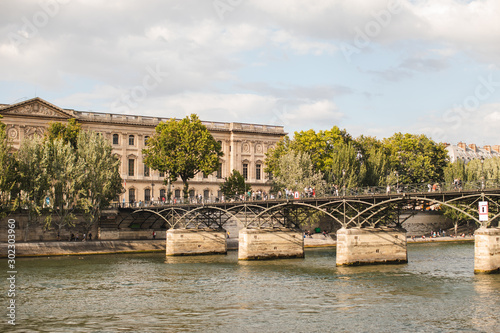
{"left": 159, "top": 189, "right": 166, "bottom": 201}
{"left": 129, "top": 188, "right": 136, "bottom": 203}
{"left": 144, "top": 189, "right": 151, "bottom": 202}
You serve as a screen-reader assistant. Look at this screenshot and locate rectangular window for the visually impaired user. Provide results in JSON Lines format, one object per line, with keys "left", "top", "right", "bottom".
{"left": 159, "top": 172, "right": 165, "bottom": 178}
{"left": 144, "top": 164, "right": 150, "bottom": 177}
{"left": 268, "top": 172, "right": 273, "bottom": 180}
{"left": 129, "top": 135, "right": 135, "bottom": 146}
{"left": 144, "top": 189, "right": 151, "bottom": 202}
{"left": 217, "top": 163, "right": 222, "bottom": 179}
{"left": 243, "top": 163, "right": 248, "bottom": 180}
{"left": 113, "top": 134, "right": 119, "bottom": 145}
{"left": 256, "top": 164, "right": 261, "bottom": 180}
{"left": 128, "top": 159, "right": 135, "bottom": 176}
{"left": 129, "top": 188, "right": 135, "bottom": 203}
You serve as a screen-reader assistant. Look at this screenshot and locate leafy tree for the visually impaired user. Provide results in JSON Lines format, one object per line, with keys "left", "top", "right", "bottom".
{"left": 0, "top": 117, "right": 18, "bottom": 217}
{"left": 16, "top": 136, "right": 50, "bottom": 241}
{"left": 44, "top": 118, "right": 82, "bottom": 149}
{"left": 44, "top": 138, "right": 81, "bottom": 236}
{"left": 444, "top": 159, "right": 467, "bottom": 185}
{"left": 382, "top": 133, "right": 448, "bottom": 184}
{"left": 143, "top": 114, "right": 223, "bottom": 199}
{"left": 77, "top": 130, "right": 123, "bottom": 235}
{"left": 289, "top": 126, "right": 351, "bottom": 172}
{"left": 466, "top": 157, "right": 500, "bottom": 183}
{"left": 264, "top": 135, "right": 292, "bottom": 177}
{"left": 219, "top": 170, "right": 251, "bottom": 199}
{"left": 354, "top": 135, "right": 389, "bottom": 186}
{"left": 273, "top": 150, "right": 325, "bottom": 194}
{"left": 326, "top": 142, "right": 366, "bottom": 191}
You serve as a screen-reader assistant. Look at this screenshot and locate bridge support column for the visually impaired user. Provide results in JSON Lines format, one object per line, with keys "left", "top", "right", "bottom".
{"left": 166, "top": 229, "right": 227, "bottom": 256}
{"left": 238, "top": 228, "right": 304, "bottom": 260}
{"left": 474, "top": 227, "right": 500, "bottom": 274}
{"left": 336, "top": 227, "right": 407, "bottom": 266}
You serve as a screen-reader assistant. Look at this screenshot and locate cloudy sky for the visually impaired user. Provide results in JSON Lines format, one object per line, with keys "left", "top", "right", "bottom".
{"left": 1, "top": 0, "right": 499, "bottom": 144}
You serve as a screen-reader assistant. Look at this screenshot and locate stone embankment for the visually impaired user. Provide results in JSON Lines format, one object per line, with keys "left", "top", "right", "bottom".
{"left": 0, "top": 234, "right": 474, "bottom": 258}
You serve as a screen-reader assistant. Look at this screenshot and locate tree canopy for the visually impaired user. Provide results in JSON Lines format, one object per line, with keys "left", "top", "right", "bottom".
{"left": 44, "top": 118, "right": 82, "bottom": 149}
{"left": 219, "top": 170, "right": 250, "bottom": 199}
{"left": 143, "top": 114, "right": 223, "bottom": 199}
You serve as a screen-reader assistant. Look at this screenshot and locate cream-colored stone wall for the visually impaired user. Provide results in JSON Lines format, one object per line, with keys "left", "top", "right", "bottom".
{"left": 336, "top": 227, "right": 408, "bottom": 266}
{"left": 238, "top": 228, "right": 304, "bottom": 260}
{"left": 0, "top": 98, "right": 285, "bottom": 205}
{"left": 166, "top": 229, "right": 227, "bottom": 256}
{"left": 474, "top": 227, "right": 500, "bottom": 274}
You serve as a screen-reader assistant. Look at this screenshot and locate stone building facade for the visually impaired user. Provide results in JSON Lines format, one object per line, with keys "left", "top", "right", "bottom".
{"left": 0, "top": 98, "right": 285, "bottom": 205}
{"left": 445, "top": 142, "right": 500, "bottom": 163}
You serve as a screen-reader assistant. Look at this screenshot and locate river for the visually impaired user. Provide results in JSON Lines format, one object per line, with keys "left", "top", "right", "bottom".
{"left": 2, "top": 241, "right": 500, "bottom": 332}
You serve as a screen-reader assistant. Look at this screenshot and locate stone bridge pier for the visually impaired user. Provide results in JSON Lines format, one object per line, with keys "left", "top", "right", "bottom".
{"left": 238, "top": 228, "right": 304, "bottom": 260}
{"left": 474, "top": 227, "right": 500, "bottom": 274}
{"left": 336, "top": 227, "right": 408, "bottom": 266}
{"left": 166, "top": 228, "right": 227, "bottom": 256}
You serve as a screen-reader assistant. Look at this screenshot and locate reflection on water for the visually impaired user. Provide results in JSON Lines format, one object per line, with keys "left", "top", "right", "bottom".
{"left": 1, "top": 242, "right": 499, "bottom": 332}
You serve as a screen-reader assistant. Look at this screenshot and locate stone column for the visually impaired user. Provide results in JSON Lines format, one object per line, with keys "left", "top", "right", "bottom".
{"left": 166, "top": 229, "right": 227, "bottom": 256}
{"left": 336, "top": 227, "right": 407, "bottom": 266}
{"left": 238, "top": 228, "right": 304, "bottom": 260}
{"left": 474, "top": 227, "right": 500, "bottom": 274}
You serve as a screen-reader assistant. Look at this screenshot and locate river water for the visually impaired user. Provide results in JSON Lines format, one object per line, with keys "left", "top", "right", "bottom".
{"left": 2, "top": 241, "right": 500, "bottom": 332}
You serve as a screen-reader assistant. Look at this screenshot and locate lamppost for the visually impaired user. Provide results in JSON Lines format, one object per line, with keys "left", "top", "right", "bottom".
{"left": 481, "top": 157, "right": 485, "bottom": 190}
{"left": 342, "top": 169, "right": 346, "bottom": 196}
{"left": 394, "top": 171, "right": 399, "bottom": 193}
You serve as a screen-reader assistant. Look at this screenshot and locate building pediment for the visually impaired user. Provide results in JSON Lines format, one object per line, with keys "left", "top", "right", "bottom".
{"left": 0, "top": 97, "right": 74, "bottom": 119}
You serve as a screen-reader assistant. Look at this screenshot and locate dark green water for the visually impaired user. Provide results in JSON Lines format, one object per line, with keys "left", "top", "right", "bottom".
{"left": 2, "top": 242, "right": 499, "bottom": 332}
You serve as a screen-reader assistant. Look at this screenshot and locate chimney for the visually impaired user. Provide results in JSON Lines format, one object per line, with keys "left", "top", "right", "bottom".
{"left": 493, "top": 145, "right": 500, "bottom": 153}
{"left": 457, "top": 142, "right": 467, "bottom": 150}
{"left": 484, "top": 145, "right": 491, "bottom": 153}
{"left": 468, "top": 143, "right": 477, "bottom": 152}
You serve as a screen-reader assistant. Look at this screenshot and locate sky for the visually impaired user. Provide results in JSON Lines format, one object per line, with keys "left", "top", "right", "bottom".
{"left": 1, "top": 0, "right": 500, "bottom": 145}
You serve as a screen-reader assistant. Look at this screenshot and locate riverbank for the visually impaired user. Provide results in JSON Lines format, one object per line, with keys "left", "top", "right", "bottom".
{"left": 1, "top": 235, "right": 474, "bottom": 258}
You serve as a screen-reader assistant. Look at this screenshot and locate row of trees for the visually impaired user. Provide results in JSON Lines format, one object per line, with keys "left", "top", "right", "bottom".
{"left": 265, "top": 126, "right": 449, "bottom": 194}
{"left": 0, "top": 117, "right": 122, "bottom": 240}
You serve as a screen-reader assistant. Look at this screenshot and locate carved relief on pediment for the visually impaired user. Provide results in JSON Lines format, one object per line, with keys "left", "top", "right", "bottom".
{"left": 22, "top": 125, "right": 46, "bottom": 138}
{"left": 4, "top": 103, "right": 68, "bottom": 118}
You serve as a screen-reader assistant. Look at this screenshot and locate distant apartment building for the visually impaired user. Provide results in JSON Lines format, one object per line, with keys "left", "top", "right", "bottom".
{"left": 0, "top": 98, "right": 285, "bottom": 204}
{"left": 445, "top": 142, "right": 500, "bottom": 163}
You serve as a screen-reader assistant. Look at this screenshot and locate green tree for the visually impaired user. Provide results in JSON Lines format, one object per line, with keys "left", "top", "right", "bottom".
{"left": 444, "top": 159, "right": 467, "bottom": 185}
{"left": 44, "top": 118, "right": 82, "bottom": 149}
{"left": 16, "top": 136, "right": 50, "bottom": 241}
{"left": 354, "top": 135, "right": 389, "bottom": 186}
{"left": 219, "top": 170, "right": 251, "bottom": 200}
{"left": 143, "top": 114, "right": 223, "bottom": 200}
{"left": 326, "top": 142, "right": 366, "bottom": 192}
{"left": 273, "top": 150, "right": 325, "bottom": 194}
{"left": 382, "top": 133, "right": 448, "bottom": 184}
{"left": 0, "top": 116, "right": 18, "bottom": 217}
{"left": 290, "top": 126, "right": 351, "bottom": 172}
{"left": 44, "top": 138, "right": 81, "bottom": 236}
{"left": 77, "top": 130, "right": 123, "bottom": 235}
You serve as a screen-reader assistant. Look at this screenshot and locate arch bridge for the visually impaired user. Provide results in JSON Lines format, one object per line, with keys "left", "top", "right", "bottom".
{"left": 113, "top": 188, "right": 500, "bottom": 231}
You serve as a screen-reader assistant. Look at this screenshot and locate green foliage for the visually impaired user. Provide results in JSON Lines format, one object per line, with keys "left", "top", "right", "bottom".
{"left": 16, "top": 136, "right": 51, "bottom": 240}
{"left": 44, "top": 138, "right": 81, "bottom": 233}
{"left": 273, "top": 150, "right": 325, "bottom": 194}
{"left": 143, "top": 114, "right": 223, "bottom": 199}
{"left": 77, "top": 131, "right": 123, "bottom": 233}
{"left": 45, "top": 118, "right": 82, "bottom": 149}
{"left": 219, "top": 170, "right": 250, "bottom": 199}
{"left": 444, "top": 159, "right": 467, "bottom": 184}
{"left": 326, "top": 142, "right": 366, "bottom": 189}
{"left": 466, "top": 157, "right": 500, "bottom": 182}
{"left": 0, "top": 119, "right": 18, "bottom": 217}
{"left": 290, "top": 126, "right": 351, "bottom": 172}
{"left": 382, "top": 133, "right": 448, "bottom": 184}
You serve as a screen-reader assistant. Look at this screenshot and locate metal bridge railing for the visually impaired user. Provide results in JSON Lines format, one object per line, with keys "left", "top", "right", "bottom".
{"left": 109, "top": 180, "right": 500, "bottom": 209}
